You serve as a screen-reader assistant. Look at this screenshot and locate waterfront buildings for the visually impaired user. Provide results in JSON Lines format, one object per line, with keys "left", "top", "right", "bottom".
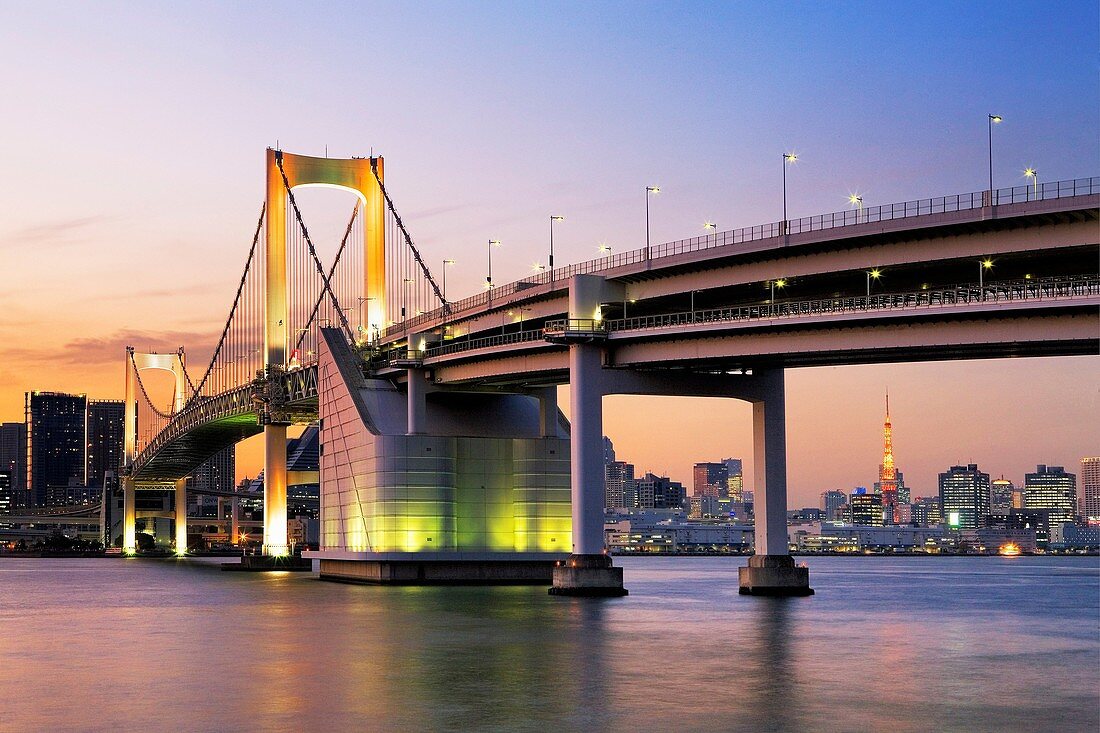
{"left": 1024, "top": 465, "right": 1078, "bottom": 530}
{"left": 939, "top": 463, "right": 990, "bottom": 529}
{"left": 0, "top": 471, "right": 11, "bottom": 514}
{"left": 722, "top": 458, "right": 744, "bottom": 501}
{"left": 693, "top": 462, "right": 728, "bottom": 498}
{"left": 848, "top": 488, "right": 883, "bottom": 526}
{"left": 1080, "top": 457, "right": 1100, "bottom": 521}
{"left": 86, "top": 399, "right": 124, "bottom": 491}
{"left": 820, "top": 490, "right": 847, "bottom": 522}
{"left": 0, "top": 423, "right": 26, "bottom": 510}
{"left": 990, "top": 477, "right": 1015, "bottom": 515}
{"left": 605, "top": 461, "right": 634, "bottom": 509}
{"left": 25, "top": 392, "right": 87, "bottom": 508}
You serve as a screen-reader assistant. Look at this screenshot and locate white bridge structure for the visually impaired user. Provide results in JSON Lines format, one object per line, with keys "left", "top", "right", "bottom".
{"left": 122, "top": 150, "right": 1099, "bottom": 595}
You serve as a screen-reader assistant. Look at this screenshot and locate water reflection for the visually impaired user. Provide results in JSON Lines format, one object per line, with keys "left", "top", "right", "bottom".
{"left": 0, "top": 557, "right": 1096, "bottom": 732}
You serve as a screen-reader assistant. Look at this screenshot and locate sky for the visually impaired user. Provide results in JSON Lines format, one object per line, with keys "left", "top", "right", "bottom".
{"left": 1, "top": 1, "right": 1097, "bottom": 507}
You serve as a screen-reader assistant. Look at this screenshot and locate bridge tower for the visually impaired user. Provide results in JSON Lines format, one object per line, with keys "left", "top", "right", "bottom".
{"left": 261, "top": 149, "right": 386, "bottom": 556}
{"left": 121, "top": 348, "right": 188, "bottom": 554}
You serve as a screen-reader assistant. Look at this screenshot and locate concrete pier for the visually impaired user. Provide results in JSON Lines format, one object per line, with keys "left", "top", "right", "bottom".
{"left": 738, "top": 369, "right": 813, "bottom": 596}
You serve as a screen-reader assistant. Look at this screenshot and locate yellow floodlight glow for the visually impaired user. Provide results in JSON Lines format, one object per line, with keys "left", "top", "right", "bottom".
{"left": 783, "top": 152, "right": 798, "bottom": 163}
{"left": 531, "top": 262, "right": 545, "bottom": 272}
{"left": 443, "top": 258, "right": 456, "bottom": 265}
{"left": 775, "top": 278, "right": 787, "bottom": 288}
{"left": 551, "top": 215, "right": 565, "bottom": 222}
{"left": 989, "top": 114, "right": 1002, "bottom": 123}
{"left": 870, "top": 269, "right": 881, "bottom": 279}
{"left": 646, "top": 185, "right": 660, "bottom": 194}
{"left": 598, "top": 242, "right": 612, "bottom": 253}
{"left": 490, "top": 239, "right": 502, "bottom": 247}
{"left": 982, "top": 259, "right": 994, "bottom": 269}
{"left": 703, "top": 221, "right": 716, "bottom": 230}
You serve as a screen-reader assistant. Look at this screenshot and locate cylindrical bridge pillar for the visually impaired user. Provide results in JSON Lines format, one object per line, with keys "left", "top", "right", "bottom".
{"left": 174, "top": 479, "right": 187, "bottom": 555}
{"left": 122, "top": 476, "right": 136, "bottom": 554}
{"left": 263, "top": 423, "right": 289, "bottom": 556}
{"left": 739, "top": 368, "right": 812, "bottom": 596}
{"left": 550, "top": 340, "right": 626, "bottom": 596}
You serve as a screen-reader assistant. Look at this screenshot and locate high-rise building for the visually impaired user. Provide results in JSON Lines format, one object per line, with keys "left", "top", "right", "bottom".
{"left": 990, "top": 477, "right": 1015, "bottom": 515}
{"left": 636, "top": 472, "right": 686, "bottom": 509}
{"left": 939, "top": 463, "right": 990, "bottom": 529}
{"left": 1024, "top": 465, "right": 1077, "bottom": 530}
{"left": 722, "top": 458, "right": 744, "bottom": 501}
{"left": 911, "top": 496, "right": 942, "bottom": 526}
{"left": 693, "top": 462, "right": 728, "bottom": 498}
{"left": 25, "top": 392, "right": 87, "bottom": 508}
{"left": 86, "top": 400, "right": 124, "bottom": 491}
{"left": 820, "top": 489, "right": 847, "bottom": 521}
{"left": 1080, "top": 457, "right": 1100, "bottom": 522}
{"left": 0, "top": 471, "right": 11, "bottom": 514}
{"left": 603, "top": 436, "right": 616, "bottom": 465}
{"left": 0, "top": 423, "right": 27, "bottom": 510}
{"left": 849, "top": 488, "right": 883, "bottom": 526}
{"left": 605, "top": 461, "right": 635, "bottom": 509}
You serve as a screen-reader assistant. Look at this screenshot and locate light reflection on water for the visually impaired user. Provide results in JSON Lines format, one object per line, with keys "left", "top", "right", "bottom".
{"left": 0, "top": 556, "right": 1096, "bottom": 732}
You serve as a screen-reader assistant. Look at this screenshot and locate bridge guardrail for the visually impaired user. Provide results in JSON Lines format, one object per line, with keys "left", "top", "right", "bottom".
{"left": 387, "top": 177, "right": 1099, "bottom": 338}
{"left": 601, "top": 275, "right": 1100, "bottom": 333}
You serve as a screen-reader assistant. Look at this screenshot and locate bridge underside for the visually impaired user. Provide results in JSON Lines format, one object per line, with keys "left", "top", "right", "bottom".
{"left": 131, "top": 398, "right": 317, "bottom": 482}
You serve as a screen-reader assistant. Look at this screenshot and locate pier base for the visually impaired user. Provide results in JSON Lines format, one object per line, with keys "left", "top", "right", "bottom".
{"left": 738, "top": 555, "right": 814, "bottom": 596}
{"left": 222, "top": 555, "right": 312, "bottom": 572}
{"left": 549, "top": 554, "right": 628, "bottom": 597}
{"left": 316, "top": 557, "right": 559, "bottom": 584}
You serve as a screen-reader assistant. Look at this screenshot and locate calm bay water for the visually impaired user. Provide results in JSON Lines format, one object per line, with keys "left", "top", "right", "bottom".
{"left": 1, "top": 556, "right": 1097, "bottom": 732}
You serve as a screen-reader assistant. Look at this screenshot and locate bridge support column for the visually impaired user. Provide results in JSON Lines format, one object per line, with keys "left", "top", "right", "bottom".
{"left": 739, "top": 368, "right": 813, "bottom": 596}
{"left": 407, "top": 368, "right": 426, "bottom": 435}
{"left": 550, "top": 342, "right": 626, "bottom": 597}
{"left": 231, "top": 496, "right": 240, "bottom": 546}
{"left": 122, "top": 476, "right": 136, "bottom": 554}
{"left": 174, "top": 479, "right": 187, "bottom": 555}
{"left": 263, "top": 423, "right": 289, "bottom": 557}
{"left": 536, "top": 387, "right": 558, "bottom": 437}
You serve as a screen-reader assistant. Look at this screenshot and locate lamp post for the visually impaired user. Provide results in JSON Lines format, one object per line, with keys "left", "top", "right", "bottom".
{"left": 402, "top": 277, "right": 413, "bottom": 336}
{"left": 848, "top": 193, "right": 863, "bottom": 224}
{"left": 988, "top": 114, "right": 1002, "bottom": 203}
{"left": 979, "top": 258, "right": 993, "bottom": 292}
{"left": 1024, "top": 167, "right": 1037, "bottom": 200}
{"left": 782, "top": 153, "right": 797, "bottom": 237}
{"left": 645, "top": 186, "right": 660, "bottom": 260}
{"left": 866, "top": 268, "right": 881, "bottom": 297}
{"left": 690, "top": 289, "right": 701, "bottom": 321}
{"left": 549, "top": 215, "right": 564, "bottom": 282}
{"left": 441, "top": 259, "right": 455, "bottom": 337}
{"left": 769, "top": 278, "right": 786, "bottom": 314}
{"left": 598, "top": 243, "right": 612, "bottom": 255}
{"left": 486, "top": 239, "right": 501, "bottom": 301}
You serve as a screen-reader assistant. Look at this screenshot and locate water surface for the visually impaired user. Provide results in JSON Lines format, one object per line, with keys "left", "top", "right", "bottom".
{"left": 1, "top": 556, "right": 1096, "bottom": 732}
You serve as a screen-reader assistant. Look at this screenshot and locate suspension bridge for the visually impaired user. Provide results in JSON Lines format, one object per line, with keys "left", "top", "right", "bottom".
{"left": 121, "top": 149, "right": 1099, "bottom": 595}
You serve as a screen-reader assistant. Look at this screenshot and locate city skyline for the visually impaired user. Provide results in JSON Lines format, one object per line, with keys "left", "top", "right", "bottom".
{"left": 2, "top": 2, "right": 1098, "bottom": 509}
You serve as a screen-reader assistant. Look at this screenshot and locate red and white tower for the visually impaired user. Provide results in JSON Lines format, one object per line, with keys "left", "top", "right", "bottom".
{"left": 878, "top": 391, "right": 899, "bottom": 524}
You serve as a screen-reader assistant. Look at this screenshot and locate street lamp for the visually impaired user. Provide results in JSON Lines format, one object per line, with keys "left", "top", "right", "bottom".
{"left": 1024, "top": 167, "right": 1037, "bottom": 200}
{"left": 979, "top": 258, "right": 993, "bottom": 290}
{"left": 486, "top": 239, "right": 501, "bottom": 298}
{"left": 598, "top": 242, "right": 612, "bottom": 255}
{"left": 782, "top": 153, "right": 798, "bottom": 236}
{"left": 848, "top": 193, "right": 863, "bottom": 224}
{"left": 441, "top": 259, "right": 455, "bottom": 337}
{"left": 549, "top": 215, "right": 565, "bottom": 276}
{"left": 531, "top": 262, "right": 546, "bottom": 273}
{"left": 402, "top": 277, "right": 414, "bottom": 324}
{"left": 769, "top": 278, "right": 786, "bottom": 313}
{"left": 867, "top": 268, "right": 881, "bottom": 297}
{"left": 690, "top": 289, "right": 701, "bottom": 321}
{"left": 646, "top": 186, "right": 660, "bottom": 260}
{"left": 988, "top": 114, "right": 1002, "bottom": 203}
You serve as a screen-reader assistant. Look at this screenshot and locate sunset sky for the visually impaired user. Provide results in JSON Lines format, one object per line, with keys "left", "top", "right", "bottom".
{"left": 1, "top": 2, "right": 1097, "bottom": 507}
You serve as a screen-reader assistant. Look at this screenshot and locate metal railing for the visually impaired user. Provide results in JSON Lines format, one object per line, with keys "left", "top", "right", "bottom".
{"left": 423, "top": 328, "right": 546, "bottom": 359}
{"left": 601, "top": 275, "right": 1099, "bottom": 333}
{"left": 386, "top": 177, "right": 1099, "bottom": 337}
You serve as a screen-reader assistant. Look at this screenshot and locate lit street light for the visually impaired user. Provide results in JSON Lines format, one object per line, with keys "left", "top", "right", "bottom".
{"left": 848, "top": 193, "right": 864, "bottom": 223}
{"left": 646, "top": 186, "right": 660, "bottom": 260}
{"left": 782, "top": 153, "right": 798, "bottom": 237}
{"left": 979, "top": 258, "right": 993, "bottom": 291}
{"left": 769, "top": 278, "right": 786, "bottom": 313}
{"left": 1024, "top": 167, "right": 1038, "bottom": 199}
{"left": 598, "top": 242, "right": 612, "bottom": 255}
{"left": 441, "top": 259, "right": 455, "bottom": 336}
{"left": 867, "top": 268, "right": 881, "bottom": 297}
{"left": 988, "top": 114, "right": 1002, "bottom": 203}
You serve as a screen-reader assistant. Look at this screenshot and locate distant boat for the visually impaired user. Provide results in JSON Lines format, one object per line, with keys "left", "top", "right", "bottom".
{"left": 998, "top": 542, "right": 1022, "bottom": 556}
